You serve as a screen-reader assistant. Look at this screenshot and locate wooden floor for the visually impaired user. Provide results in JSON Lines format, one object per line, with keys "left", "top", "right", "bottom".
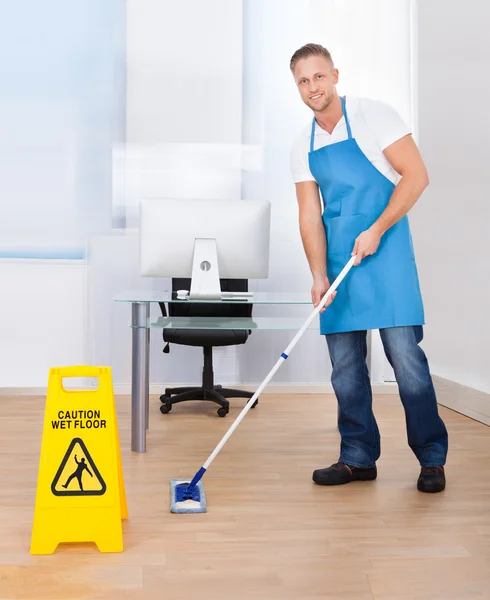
{"left": 2, "top": 391, "right": 490, "bottom": 600}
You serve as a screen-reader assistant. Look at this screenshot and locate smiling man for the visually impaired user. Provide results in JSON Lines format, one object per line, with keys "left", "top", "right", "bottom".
{"left": 290, "top": 43, "right": 448, "bottom": 493}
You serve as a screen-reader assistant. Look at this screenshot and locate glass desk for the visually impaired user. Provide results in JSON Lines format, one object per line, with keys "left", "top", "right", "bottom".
{"left": 114, "top": 290, "right": 316, "bottom": 453}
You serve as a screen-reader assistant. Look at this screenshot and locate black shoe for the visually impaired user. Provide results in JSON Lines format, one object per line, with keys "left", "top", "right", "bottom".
{"left": 417, "top": 466, "right": 446, "bottom": 493}
{"left": 312, "top": 461, "right": 377, "bottom": 486}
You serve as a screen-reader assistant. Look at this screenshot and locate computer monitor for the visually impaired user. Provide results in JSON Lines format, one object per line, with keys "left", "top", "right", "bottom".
{"left": 139, "top": 198, "right": 271, "bottom": 299}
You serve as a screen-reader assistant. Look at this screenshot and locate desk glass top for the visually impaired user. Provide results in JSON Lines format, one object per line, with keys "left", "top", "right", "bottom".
{"left": 114, "top": 290, "right": 313, "bottom": 305}
{"left": 133, "top": 316, "right": 319, "bottom": 330}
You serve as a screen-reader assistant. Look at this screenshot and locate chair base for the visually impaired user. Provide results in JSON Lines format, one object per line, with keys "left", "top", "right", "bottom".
{"left": 160, "top": 386, "right": 258, "bottom": 417}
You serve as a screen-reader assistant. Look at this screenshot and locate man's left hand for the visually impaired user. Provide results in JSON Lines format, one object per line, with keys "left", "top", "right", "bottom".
{"left": 352, "top": 225, "right": 382, "bottom": 266}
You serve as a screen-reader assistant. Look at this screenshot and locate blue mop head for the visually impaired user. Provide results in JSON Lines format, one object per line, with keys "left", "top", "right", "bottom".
{"left": 170, "top": 478, "right": 207, "bottom": 514}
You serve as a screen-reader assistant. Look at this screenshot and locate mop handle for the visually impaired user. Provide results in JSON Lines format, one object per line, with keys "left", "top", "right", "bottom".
{"left": 188, "top": 256, "right": 357, "bottom": 486}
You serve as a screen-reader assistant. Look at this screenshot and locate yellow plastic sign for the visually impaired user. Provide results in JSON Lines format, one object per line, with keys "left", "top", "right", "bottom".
{"left": 30, "top": 366, "right": 127, "bottom": 554}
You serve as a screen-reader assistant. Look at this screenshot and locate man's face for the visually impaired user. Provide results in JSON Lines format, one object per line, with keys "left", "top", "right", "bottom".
{"left": 293, "top": 55, "right": 339, "bottom": 113}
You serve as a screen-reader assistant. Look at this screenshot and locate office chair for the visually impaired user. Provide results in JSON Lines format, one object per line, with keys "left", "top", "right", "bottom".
{"left": 158, "top": 278, "right": 258, "bottom": 417}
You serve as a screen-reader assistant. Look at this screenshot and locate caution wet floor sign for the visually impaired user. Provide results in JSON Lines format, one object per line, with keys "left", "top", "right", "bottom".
{"left": 30, "top": 366, "right": 127, "bottom": 554}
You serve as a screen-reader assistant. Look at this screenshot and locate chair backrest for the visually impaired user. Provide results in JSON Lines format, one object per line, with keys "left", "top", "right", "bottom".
{"left": 167, "top": 278, "right": 253, "bottom": 318}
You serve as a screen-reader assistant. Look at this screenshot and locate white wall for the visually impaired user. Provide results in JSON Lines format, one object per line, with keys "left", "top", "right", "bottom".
{"left": 0, "top": 262, "right": 86, "bottom": 387}
{"left": 414, "top": 1, "right": 490, "bottom": 395}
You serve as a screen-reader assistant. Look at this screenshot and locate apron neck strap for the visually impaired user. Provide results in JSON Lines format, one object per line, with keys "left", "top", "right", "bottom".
{"left": 340, "top": 96, "right": 352, "bottom": 139}
{"left": 309, "top": 117, "right": 316, "bottom": 152}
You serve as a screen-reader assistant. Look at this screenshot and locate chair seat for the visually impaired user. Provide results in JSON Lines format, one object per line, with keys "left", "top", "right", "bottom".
{"left": 163, "top": 328, "right": 249, "bottom": 347}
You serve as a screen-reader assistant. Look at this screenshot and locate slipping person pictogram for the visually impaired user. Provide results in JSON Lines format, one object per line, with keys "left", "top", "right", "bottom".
{"left": 51, "top": 437, "right": 106, "bottom": 496}
{"left": 62, "top": 454, "right": 93, "bottom": 491}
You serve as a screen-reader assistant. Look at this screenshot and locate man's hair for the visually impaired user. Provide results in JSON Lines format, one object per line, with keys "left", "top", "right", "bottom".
{"left": 289, "top": 43, "right": 333, "bottom": 72}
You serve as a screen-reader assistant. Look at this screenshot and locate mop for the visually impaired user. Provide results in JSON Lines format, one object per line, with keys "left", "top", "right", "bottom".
{"left": 170, "top": 255, "right": 356, "bottom": 513}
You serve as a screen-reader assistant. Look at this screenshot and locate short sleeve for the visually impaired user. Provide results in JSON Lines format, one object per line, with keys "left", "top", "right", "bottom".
{"left": 362, "top": 99, "right": 412, "bottom": 151}
{"left": 290, "top": 133, "right": 316, "bottom": 183}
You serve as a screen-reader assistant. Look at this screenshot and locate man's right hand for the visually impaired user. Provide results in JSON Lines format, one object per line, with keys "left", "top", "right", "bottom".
{"left": 311, "top": 276, "right": 336, "bottom": 313}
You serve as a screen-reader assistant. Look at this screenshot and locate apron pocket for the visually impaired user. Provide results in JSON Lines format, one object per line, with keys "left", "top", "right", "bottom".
{"left": 326, "top": 214, "right": 368, "bottom": 256}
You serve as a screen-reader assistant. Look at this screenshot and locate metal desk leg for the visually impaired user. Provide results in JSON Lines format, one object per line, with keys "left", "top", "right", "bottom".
{"left": 146, "top": 327, "right": 150, "bottom": 430}
{"left": 131, "top": 302, "right": 150, "bottom": 452}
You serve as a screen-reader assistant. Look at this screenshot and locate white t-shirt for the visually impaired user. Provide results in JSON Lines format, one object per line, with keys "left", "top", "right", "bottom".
{"left": 290, "top": 96, "right": 411, "bottom": 186}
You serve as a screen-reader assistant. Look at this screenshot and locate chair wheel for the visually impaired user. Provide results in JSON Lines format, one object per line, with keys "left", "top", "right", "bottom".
{"left": 160, "top": 404, "right": 172, "bottom": 414}
{"left": 217, "top": 407, "right": 229, "bottom": 417}
{"left": 252, "top": 398, "right": 259, "bottom": 408}
{"left": 160, "top": 394, "right": 170, "bottom": 404}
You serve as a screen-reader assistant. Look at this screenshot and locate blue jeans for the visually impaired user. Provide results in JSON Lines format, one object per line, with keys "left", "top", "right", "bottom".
{"left": 326, "top": 326, "right": 448, "bottom": 468}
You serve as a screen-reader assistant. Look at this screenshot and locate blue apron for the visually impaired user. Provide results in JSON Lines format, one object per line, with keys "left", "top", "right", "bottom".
{"left": 308, "top": 96, "right": 424, "bottom": 335}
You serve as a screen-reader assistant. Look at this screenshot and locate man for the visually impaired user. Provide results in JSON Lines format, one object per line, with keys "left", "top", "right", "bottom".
{"left": 290, "top": 43, "right": 448, "bottom": 493}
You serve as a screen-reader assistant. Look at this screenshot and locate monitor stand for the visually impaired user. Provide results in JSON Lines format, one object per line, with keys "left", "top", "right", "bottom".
{"left": 189, "top": 238, "right": 221, "bottom": 299}
{"left": 188, "top": 238, "right": 253, "bottom": 300}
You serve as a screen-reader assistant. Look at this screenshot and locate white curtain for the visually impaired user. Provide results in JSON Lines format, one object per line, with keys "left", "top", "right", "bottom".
{"left": 309, "top": 0, "right": 414, "bottom": 128}
{"left": 241, "top": 0, "right": 415, "bottom": 383}
{"left": 90, "top": 0, "right": 245, "bottom": 387}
